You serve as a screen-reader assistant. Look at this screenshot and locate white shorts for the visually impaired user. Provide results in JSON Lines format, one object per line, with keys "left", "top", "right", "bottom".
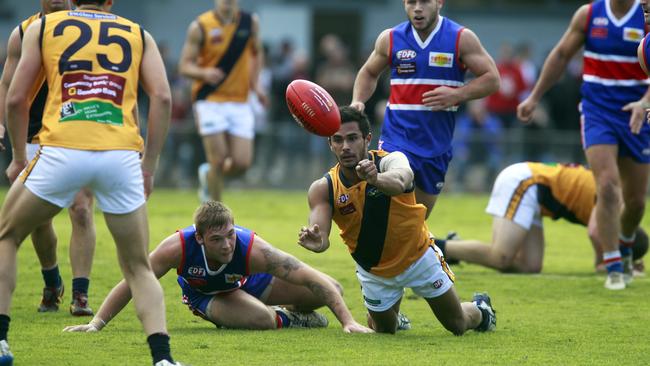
{"left": 356, "top": 246, "right": 455, "bottom": 312}
{"left": 485, "top": 162, "right": 542, "bottom": 230}
{"left": 194, "top": 100, "right": 255, "bottom": 139}
{"left": 26, "top": 142, "right": 40, "bottom": 162}
{"left": 21, "top": 146, "right": 145, "bottom": 214}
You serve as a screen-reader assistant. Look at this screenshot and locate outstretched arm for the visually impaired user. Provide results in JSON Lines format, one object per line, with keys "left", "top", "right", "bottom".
{"left": 0, "top": 27, "right": 22, "bottom": 151}
{"left": 63, "top": 234, "right": 182, "bottom": 332}
{"left": 298, "top": 178, "right": 334, "bottom": 253}
{"left": 355, "top": 151, "right": 414, "bottom": 196}
{"left": 250, "top": 238, "right": 373, "bottom": 334}
{"left": 517, "top": 5, "right": 588, "bottom": 122}
{"left": 351, "top": 29, "right": 390, "bottom": 112}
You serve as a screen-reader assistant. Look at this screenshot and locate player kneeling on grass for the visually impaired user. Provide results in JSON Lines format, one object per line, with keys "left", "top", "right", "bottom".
{"left": 298, "top": 106, "right": 496, "bottom": 335}
{"left": 435, "top": 162, "right": 647, "bottom": 282}
{"left": 64, "top": 201, "right": 372, "bottom": 333}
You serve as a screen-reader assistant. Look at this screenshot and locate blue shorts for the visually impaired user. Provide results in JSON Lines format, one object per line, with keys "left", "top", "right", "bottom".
{"left": 380, "top": 141, "right": 452, "bottom": 195}
{"left": 178, "top": 273, "right": 273, "bottom": 321}
{"left": 580, "top": 102, "right": 650, "bottom": 163}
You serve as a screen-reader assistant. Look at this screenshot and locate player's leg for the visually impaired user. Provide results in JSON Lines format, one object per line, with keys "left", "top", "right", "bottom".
{"left": 585, "top": 144, "right": 625, "bottom": 288}
{"left": 68, "top": 188, "right": 96, "bottom": 316}
{"left": 509, "top": 224, "right": 545, "bottom": 273}
{"left": 30, "top": 220, "right": 65, "bottom": 312}
{"left": 263, "top": 272, "right": 342, "bottom": 312}
{"left": 195, "top": 100, "right": 229, "bottom": 201}
{"left": 424, "top": 287, "right": 483, "bottom": 335}
{"left": 367, "top": 299, "right": 402, "bottom": 334}
{"left": 0, "top": 181, "right": 62, "bottom": 340}
{"left": 201, "top": 133, "right": 228, "bottom": 201}
{"left": 445, "top": 216, "right": 529, "bottom": 271}
{"left": 414, "top": 187, "right": 438, "bottom": 219}
{"left": 206, "top": 290, "right": 278, "bottom": 329}
{"left": 223, "top": 102, "right": 255, "bottom": 176}
{"left": 356, "top": 264, "right": 407, "bottom": 334}
{"left": 617, "top": 157, "right": 649, "bottom": 274}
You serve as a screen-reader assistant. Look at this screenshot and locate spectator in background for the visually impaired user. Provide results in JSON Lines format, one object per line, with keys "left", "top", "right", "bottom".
{"left": 453, "top": 99, "right": 503, "bottom": 191}
{"left": 315, "top": 34, "right": 357, "bottom": 105}
{"left": 486, "top": 43, "right": 527, "bottom": 128}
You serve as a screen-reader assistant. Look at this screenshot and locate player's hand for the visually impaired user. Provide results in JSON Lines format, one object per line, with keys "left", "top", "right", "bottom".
{"left": 422, "top": 86, "right": 461, "bottom": 111}
{"left": 517, "top": 97, "right": 537, "bottom": 123}
{"left": 350, "top": 101, "right": 366, "bottom": 112}
{"left": 355, "top": 159, "right": 378, "bottom": 185}
{"left": 342, "top": 321, "right": 375, "bottom": 334}
{"left": 0, "top": 124, "right": 6, "bottom": 151}
{"left": 5, "top": 158, "right": 27, "bottom": 184}
{"left": 142, "top": 169, "right": 154, "bottom": 199}
{"left": 298, "top": 224, "right": 324, "bottom": 252}
{"left": 254, "top": 86, "right": 269, "bottom": 107}
{"left": 202, "top": 67, "right": 225, "bottom": 85}
{"left": 622, "top": 100, "right": 648, "bottom": 134}
{"left": 63, "top": 318, "right": 105, "bottom": 333}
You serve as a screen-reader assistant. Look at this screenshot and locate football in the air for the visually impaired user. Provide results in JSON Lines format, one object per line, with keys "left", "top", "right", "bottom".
{"left": 285, "top": 79, "right": 341, "bottom": 136}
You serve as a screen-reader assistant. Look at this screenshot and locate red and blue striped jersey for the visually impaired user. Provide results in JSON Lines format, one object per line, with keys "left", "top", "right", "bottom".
{"left": 176, "top": 225, "right": 255, "bottom": 295}
{"left": 582, "top": 0, "right": 648, "bottom": 112}
{"left": 382, "top": 17, "right": 467, "bottom": 158}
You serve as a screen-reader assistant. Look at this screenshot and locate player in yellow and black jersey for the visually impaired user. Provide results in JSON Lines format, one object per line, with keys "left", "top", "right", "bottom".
{"left": 1, "top": 0, "right": 181, "bottom": 364}
{"left": 298, "top": 106, "right": 496, "bottom": 335}
{"left": 0, "top": 0, "right": 98, "bottom": 317}
{"left": 438, "top": 162, "right": 647, "bottom": 276}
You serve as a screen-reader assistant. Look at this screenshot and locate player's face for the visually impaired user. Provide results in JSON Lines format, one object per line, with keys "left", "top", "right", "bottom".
{"left": 41, "top": 0, "right": 71, "bottom": 13}
{"left": 216, "top": 0, "right": 238, "bottom": 12}
{"left": 329, "top": 122, "right": 370, "bottom": 169}
{"left": 197, "top": 223, "right": 237, "bottom": 264}
{"left": 404, "top": 0, "right": 441, "bottom": 32}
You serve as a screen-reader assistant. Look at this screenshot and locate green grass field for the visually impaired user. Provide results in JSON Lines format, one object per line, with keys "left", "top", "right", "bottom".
{"left": 4, "top": 188, "right": 649, "bottom": 365}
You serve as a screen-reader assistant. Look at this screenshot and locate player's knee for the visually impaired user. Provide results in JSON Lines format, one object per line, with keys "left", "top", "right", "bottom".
{"left": 247, "top": 311, "right": 277, "bottom": 330}
{"left": 443, "top": 317, "right": 468, "bottom": 336}
{"left": 522, "top": 263, "right": 542, "bottom": 274}
{"left": 329, "top": 278, "right": 344, "bottom": 296}
{"left": 373, "top": 323, "right": 397, "bottom": 334}
{"left": 492, "top": 253, "right": 515, "bottom": 271}
{"left": 596, "top": 177, "right": 620, "bottom": 205}
{"left": 69, "top": 202, "right": 93, "bottom": 226}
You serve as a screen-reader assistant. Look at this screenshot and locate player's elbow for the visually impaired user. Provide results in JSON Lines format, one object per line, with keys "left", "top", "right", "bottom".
{"left": 6, "top": 92, "right": 27, "bottom": 112}
{"left": 149, "top": 88, "right": 172, "bottom": 108}
{"left": 486, "top": 71, "right": 501, "bottom": 95}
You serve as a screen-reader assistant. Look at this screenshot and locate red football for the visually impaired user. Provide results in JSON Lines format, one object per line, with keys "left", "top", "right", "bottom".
{"left": 285, "top": 79, "right": 341, "bottom": 136}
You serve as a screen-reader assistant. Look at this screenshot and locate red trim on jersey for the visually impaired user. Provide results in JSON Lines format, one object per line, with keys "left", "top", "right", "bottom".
{"left": 389, "top": 84, "right": 459, "bottom": 105}
{"left": 583, "top": 57, "right": 647, "bottom": 80}
{"left": 585, "top": 4, "right": 593, "bottom": 35}
{"left": 455, "top": 27, "right": 466, "bottom": 71}
{"left": 244, "top": 232, "right": 256, "bottom": 275}
{"left": 176, "top": 230, "right": 187, "bottom": 275}
{"left": 388, "top": 29, "right": 394, "bottom": 67}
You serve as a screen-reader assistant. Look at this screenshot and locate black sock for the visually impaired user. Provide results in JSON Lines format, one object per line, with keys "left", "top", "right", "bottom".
{"left": 433, "top": 239, "right": 447, "bottom": 255}
{"left": 72, "top": 277, "right": 90, "bottom": 295}
{"left": 41, "top": 266, "right": 62, "bottom": 288}
{"left": 147, "top": 333, "right": 173, "bottom": 365}
{"left": 0, "top": 314, "right": 10, "bottom": 341}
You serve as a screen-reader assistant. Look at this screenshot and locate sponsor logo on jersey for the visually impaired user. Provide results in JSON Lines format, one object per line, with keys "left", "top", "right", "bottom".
{"left": 396, "top": 49, "right": 417, "bottom": 61}
{"left": 339, "top": 203, "right": 356, "bottom": 215}
{"left": 429, "top": 52, "right": 454, "bottom": 68}
{"left": 436, "top": 182, "right": 445, "bottom": 190}
{"left": 60, "top": 73, "right": 126, "bottom": 125}
{"left": 69, "top": 11, "right": 117, "bottom": 20}
{"left": 432, "top": 279, "right": 444, "bottom": 289}
{"left": 396, "top": 62, "right": 416, "bottom": 74}
{"left": 366, "top": 186, "right": 384, "bottom": 198}
{"left": 593, "top": 17, "right": 608, "bottom": 27}
{"left": 188, "top": 266, "right": 206, "bottom": 277}
{"left": 209, "top": 28, "right": 223, "bottom": 44}
{"left": 338, "top": 194, "right": 349, "bottom": 204}
{"left": 623, "top": 27, "right": 644, "bottom": 42}
{"left": 225, "top": 273, "right": 243, "bottom": 283}
{"left": 590, "top": 27, "right": 608, "bottom": 39}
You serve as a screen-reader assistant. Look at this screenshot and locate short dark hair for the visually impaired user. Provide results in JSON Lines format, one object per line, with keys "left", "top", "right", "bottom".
{"left": 339, "top": 106, "right": 370, "bottom": 137}
{"left": 193, "top": 201, "right": 234, "bottom": 237}
{"left": 74, "top": 0, "right": 109, "bottom": 5}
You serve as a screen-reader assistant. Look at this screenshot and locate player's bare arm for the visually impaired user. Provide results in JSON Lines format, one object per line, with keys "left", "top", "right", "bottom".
{"left": 0, "top": 27, "right": 22, "bottom": 151}
{"left": 178, "top": 21, "right": 224, "bottom": 85}
{"left": 517, "top": 5, "right": 588, "bottom": 122}
{"left": 5, "top": 21, "right": 42, "bottom": 181}
{"left": 422, "top": 29, "right": 499, "bottom": 111}
{"left": 351, "top": 29, "right": 391, "bottom": 112}
{"left": 140, "top": 30, "right": 172, "bottom": 198}
{"left": 639, "top": 40, "right": 650, "bottom": 76}
{"left": 64, "top": 233, "right": 182, "bottom": 333}
{"left": 357, "top": 151, "right": 414, "bottom": 196}
{"left": 249, "top": 14, "right": 267, "bottom": 105}
{"left": 251, "top": 238, "right": 373, "bottom": 334}
{"left": 298, "top": 178, "right": 334, "bottom": 253}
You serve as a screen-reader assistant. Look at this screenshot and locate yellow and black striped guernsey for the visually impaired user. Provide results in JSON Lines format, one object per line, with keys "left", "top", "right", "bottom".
{"left": 327, "top": 150, "right": 430, "bottom": 277}
{"left": 507, "top": 162, "right": 596, "bottom": 226}
{"left": 39, "top": 9, "right": 145, "bottom": 151}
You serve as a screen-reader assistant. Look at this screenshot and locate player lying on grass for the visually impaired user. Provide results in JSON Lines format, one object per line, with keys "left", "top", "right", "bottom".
{"left": 435, "top": 162, "right": 647, "bottom": 279}
{"left": 64, "top": 201, "right": 372, "bottom": 333}
{"left": 298, "top": 106, "right": 496, "bottom": 335}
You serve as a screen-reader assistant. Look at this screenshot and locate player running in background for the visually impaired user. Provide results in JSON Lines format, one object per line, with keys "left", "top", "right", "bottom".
{"left": 518, "top": 0, "right": 650, "bottom": 290}
{"left": 435, "top": 162, "right": 648, "bottom": 274}
{"left": 179, "top": 0, "right": 266, "bottom": 202}
{"left": 0, "top": 0, "right": 97, "bottom": 317}
{"left": 298, "top": 106, "right": 496, "bottom": 335}
{"left": 350, "top": 0, "right": 500, "bottom": 218}
{"left": 64, "top": 201, "right": 373, "bottom": 334}
{"left": 0, "top": 0, "right": 180, "bottom": 364}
